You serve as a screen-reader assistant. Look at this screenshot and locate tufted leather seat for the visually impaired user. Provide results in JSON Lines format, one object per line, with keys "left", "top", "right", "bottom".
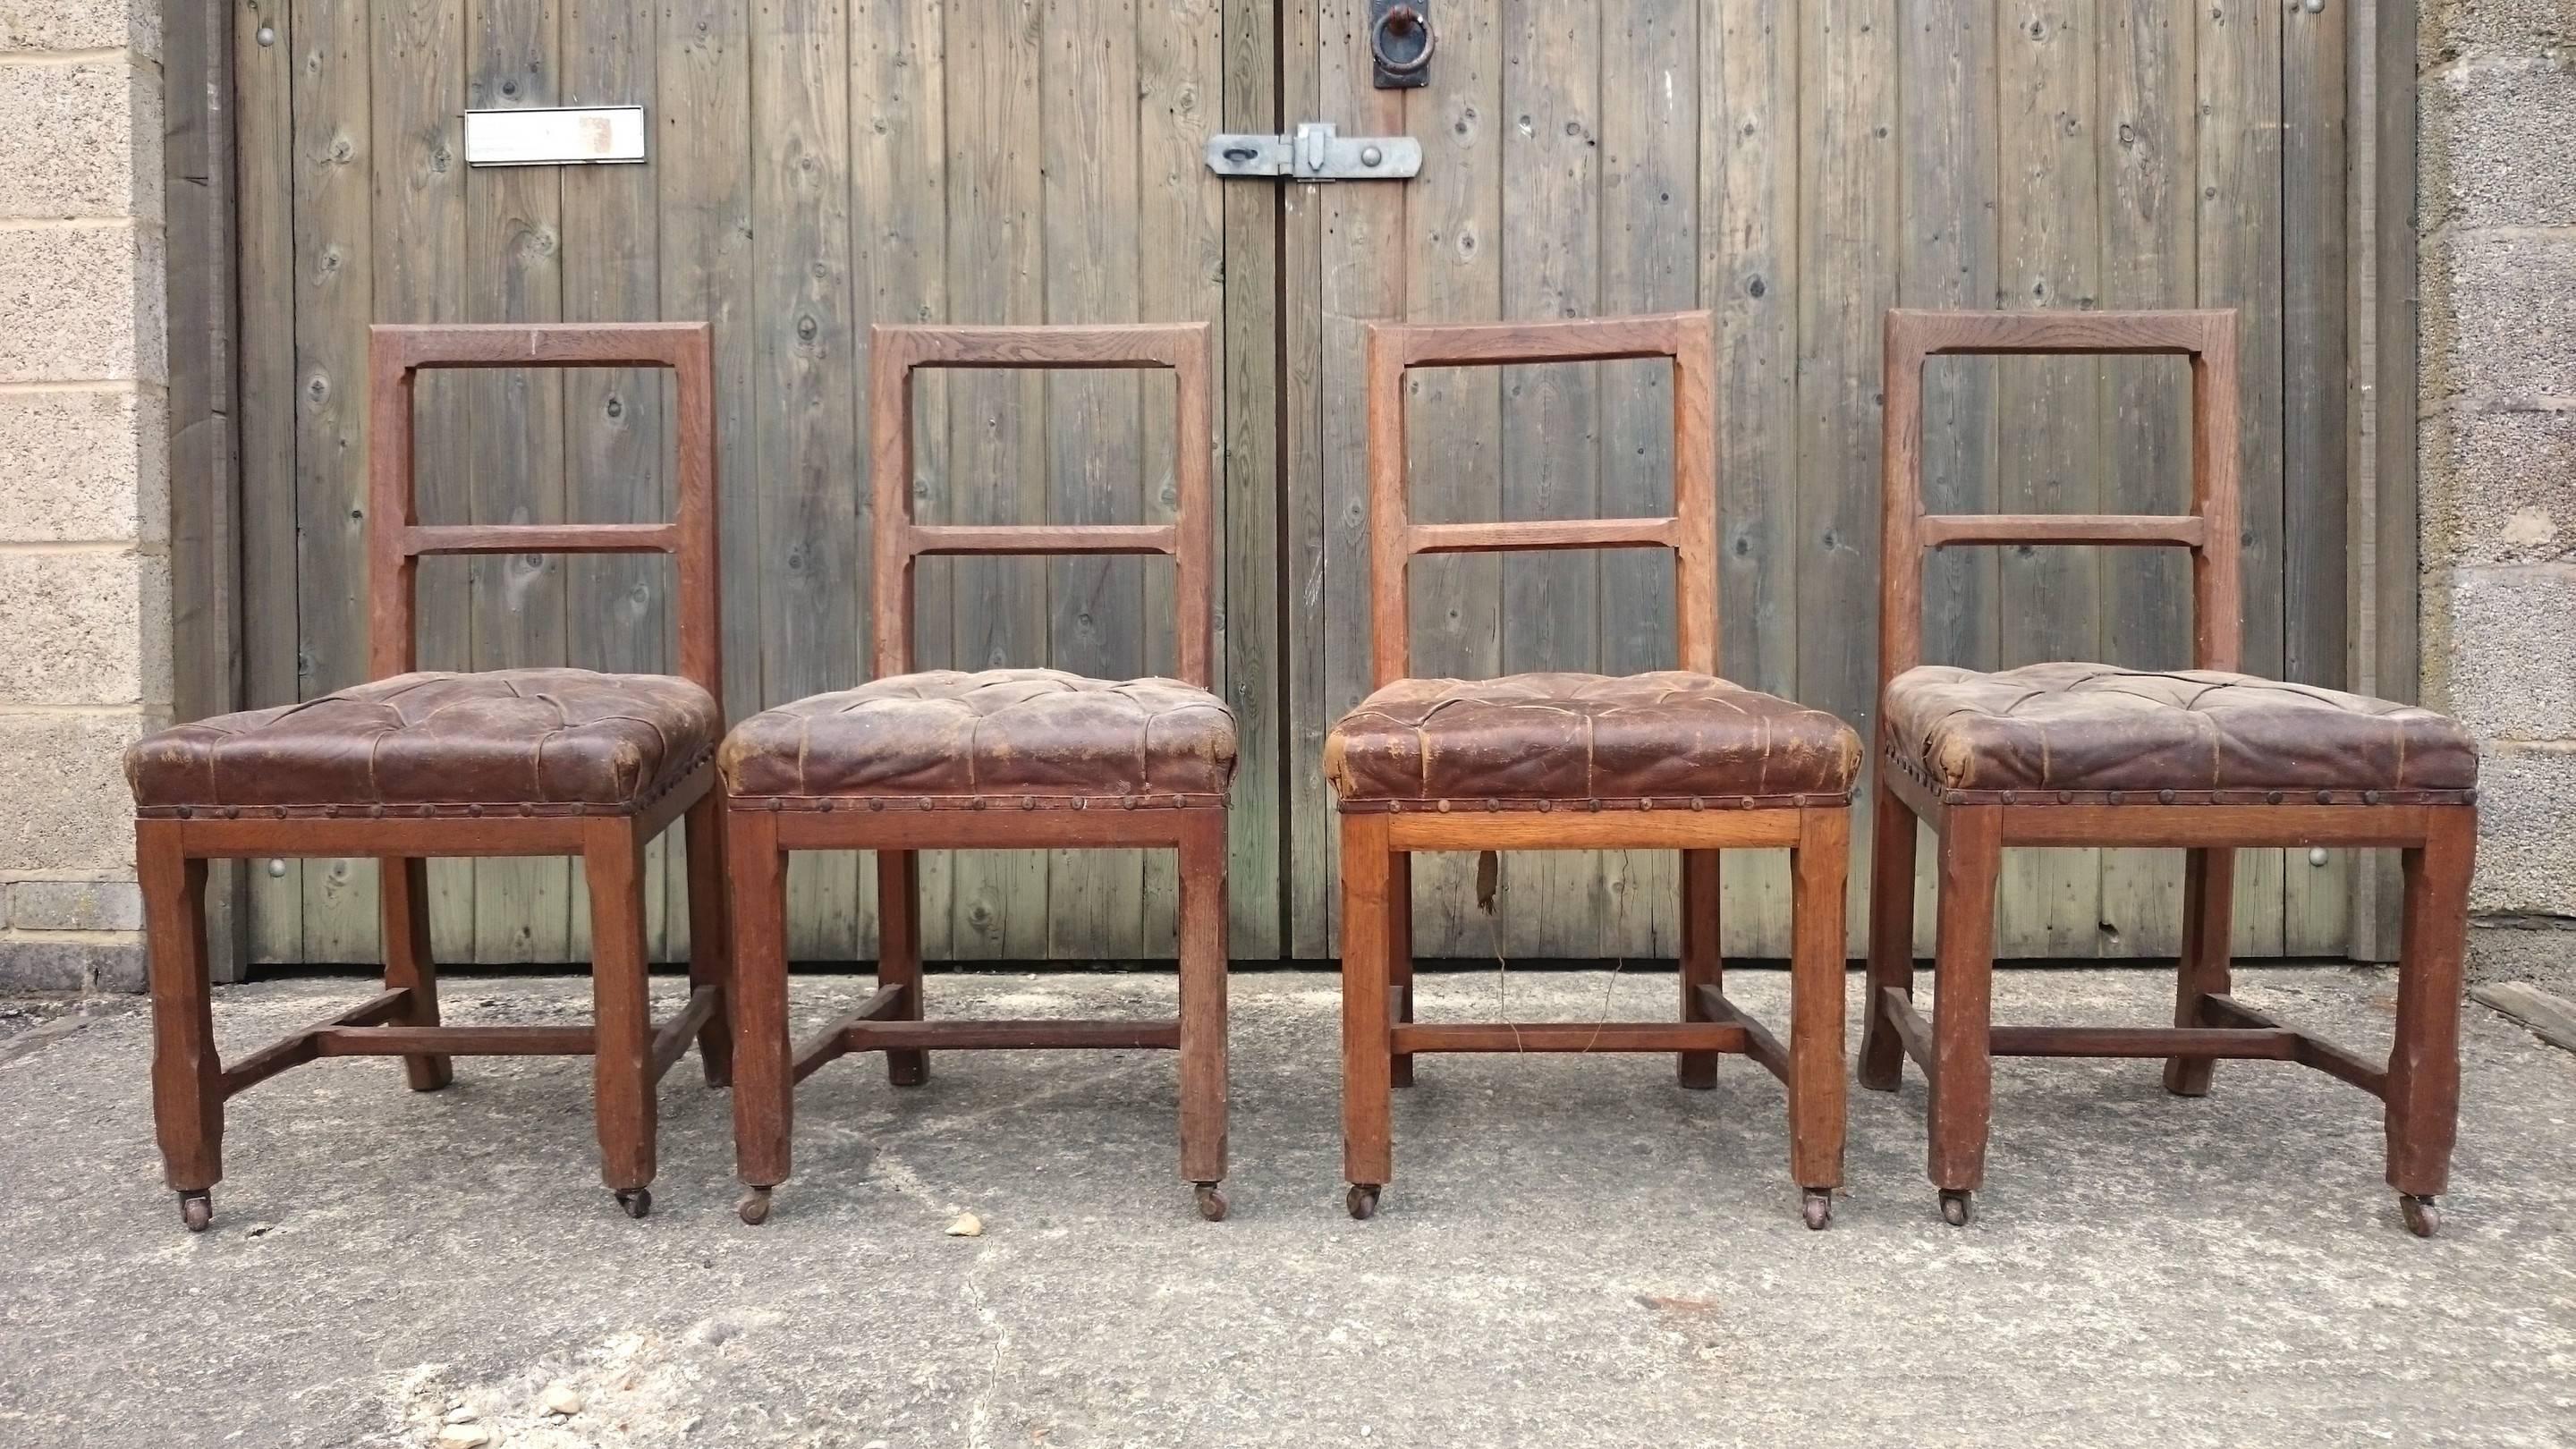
{"left": 719, "top": 667, "right": 1236, "bottom": 801}
{"left": 1324, "top": 671, "right": 1861, "bottom": 808}
{"left": 126, "top": 668, "right": 720, "bottom": 815}
{"left": 1884, "top": 662, "right": 2479, "bottom": 798}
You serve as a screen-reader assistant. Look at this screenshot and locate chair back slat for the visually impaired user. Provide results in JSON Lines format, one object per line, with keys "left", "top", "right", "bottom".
{"left": 868, "top": 322, "right": 1217, "bottom": 687}
{"left": 1364, "top": 310, "right": 1719, "bottom": 686}
{"left": 365, "top": 322, "right": 722, "bottom": 693}
{"left": 1878, "top": 308, "right": 2242, "bottom": 685}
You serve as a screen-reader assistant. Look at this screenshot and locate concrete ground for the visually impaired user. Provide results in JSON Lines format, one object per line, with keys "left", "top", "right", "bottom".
{"left": 2, "top": 966, "right": 2572, "bottom": 1448}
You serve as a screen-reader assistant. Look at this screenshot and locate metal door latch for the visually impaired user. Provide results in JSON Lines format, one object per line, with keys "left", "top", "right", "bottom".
{"left": 1204, "top": 123, "right": 1421, "bottom": 182}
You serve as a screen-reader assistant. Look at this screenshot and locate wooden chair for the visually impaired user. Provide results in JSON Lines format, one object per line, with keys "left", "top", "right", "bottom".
{"left": 1326, "top": 311, "right": 1858, "bottom": 1229}
{"left": 125, "top": 323, "right": 732, "bottom": 1230}
{"left": 1864, "top": 309, "right": 2480, "bottom": 1235}
{"left": 725, "top": 322, "right": 1232, "bottom": 1226}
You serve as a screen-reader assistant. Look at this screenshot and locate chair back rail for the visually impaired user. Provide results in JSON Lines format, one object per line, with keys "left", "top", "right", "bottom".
{"left": 1879, "top": 308, "right": 2242, "bottom": 689}
{"left": 867, "top": 322, "right": 1217, "bottom": 687}
{"left": 365, "top": 322, "right": 722, "bottom": 694}
{"left": 1364, "top": 310, "right": 1718, "bottom": 687}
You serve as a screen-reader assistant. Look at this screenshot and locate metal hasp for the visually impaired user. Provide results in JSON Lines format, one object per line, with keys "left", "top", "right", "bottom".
{"left": 1204, "top": 123, "right": 1421, "bottom": 182}
{"left": 1368, "top": 0, "right": 1435, "bottom": 88}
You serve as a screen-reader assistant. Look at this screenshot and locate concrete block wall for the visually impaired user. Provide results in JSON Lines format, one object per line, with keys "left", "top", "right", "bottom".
{"left": 2421, "top": 0, "right": 2576, "bottom": 990}
{"left": 0, "top": 0, "right": 164, "bottom": 991}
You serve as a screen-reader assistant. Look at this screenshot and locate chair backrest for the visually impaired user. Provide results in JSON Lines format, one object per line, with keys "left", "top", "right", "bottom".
{"left": 868, "top": 321, "right": 1216, "bottom": 687}
{"left": 1362, "top": 310, "right": 1718, "bottom": 688}
{"left": 1878, "top": 309, "right": 2242, "bottom": 693}
{"left": 366, "top": 322, "right": 722, "bottom": 695}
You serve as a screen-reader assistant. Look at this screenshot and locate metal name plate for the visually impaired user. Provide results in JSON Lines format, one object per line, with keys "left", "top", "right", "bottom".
{"left": 462, "top": 106, "right": 647, "bottom": 167}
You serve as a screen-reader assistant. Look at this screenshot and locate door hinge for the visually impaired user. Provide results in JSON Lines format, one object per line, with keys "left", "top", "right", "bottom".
{"left": 1204, "top": 123, "right": 1421, "bottom": 182}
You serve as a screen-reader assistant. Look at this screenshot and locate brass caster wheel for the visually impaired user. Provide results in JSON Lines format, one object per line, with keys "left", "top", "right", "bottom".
{"left": 1801, "top": 1189, "right": 1832, "bottom": 1232}
{"left": 1345, "top": 1183, "right": 1382, "bottom": 1221}
{"left": 614, "top": 1187, "right": 653, "bottom": 1220}
{"left": 1938, "top": 1189, "right": 1971, "bottom": 1227}
{"left": 178, "top": 1191, "right": 212, "bottom": 1233}
{"left": 1193, "top": 1182, "right": 1229, "bottom": 1223}
{"left": 737, "top": 1187, "right": 774, "bottom": 1226}
{"left": 2400, "top": 1193, "right": 2441, "bottom": 1239}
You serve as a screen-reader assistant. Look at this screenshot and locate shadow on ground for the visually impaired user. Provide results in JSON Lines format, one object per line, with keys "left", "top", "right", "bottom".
{"left": 2, "top": 967, "right": 2572, "bottom": 1447}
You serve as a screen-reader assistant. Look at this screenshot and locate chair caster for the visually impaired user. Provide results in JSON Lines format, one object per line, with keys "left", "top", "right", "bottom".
{"left": 614, "top": 1188, "right": 653, "bottom": 1220}
{"left": 1193, "top": 1182, "right": 1229, "bottom": 1222}
{"left": 1801, "top": 1188, "right": 1832, "bottom": 1231}
{"left": 2400, "top": 1193, "right": 2440, "bottom": 1238}
{"left": 1345, "top": 1183, "right": 1381, "bottom": 1221}
{"left": 178, "top": 1191, "right": 212, "bottom": 1233}
{"left": 1938, "top": 1189, "right": 1971, "bottom": 1227}
{"left": 738, "top": 1187, "right": 774, "bottom": 1226}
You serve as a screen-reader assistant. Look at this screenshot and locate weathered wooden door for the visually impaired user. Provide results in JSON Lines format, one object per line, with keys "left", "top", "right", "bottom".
{"left": 1281, "top": 0, "right": 2361, "bottom": 962}
{"left": 238, "top": 0, "right": 2368, "bottom": 963}
{"left": 237, "top": 0, "right": 1280, "bottom": 964}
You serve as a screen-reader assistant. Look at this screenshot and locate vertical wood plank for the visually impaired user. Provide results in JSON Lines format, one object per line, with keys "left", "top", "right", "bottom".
{"left": 1137, "top": 0, "right": 1227, "bottom": 956}
{"left": 235, "top": 0, "right": 303, "bottom": 963}
{"left": 1993, "top": 0, "right": 2102, "bottom": 959}
{"left": 564, "top": 0, "right": 674, "bottom": 962}
{"left": 291, "top": 0, "right": 379, "bottom": 962}
{"left": 1218, "top": 0, "right": 1284, "bottom": 958}
{"left": 751, "top": 0, "right": 861, "bottom": 962}
{"left": 1496, "top": 0, "right": 1602, "bottom": 959}
{"left": 372, "top": 0, "right": 476, "bottom": 962}
{"left": 2095, "top": 0, "right": 2194, "bottom": 959}
{"left": 945, "top": 0, "right": 1050, "bottom": 958}
{"left": 1394, "top": 0, "right": 1500, "bottom": 957}
{"left": 2200, "top": 0, "right": 2286, "bottom": 959}
{"left": 852, "top": 0, "right": 951, "bottom": 957}
{"left": 1796, "top": 0, "right": 1894, "bottom": 956}
{"left": 1895, "top": 0, "right": 1999, "bottom": 958}
{"left": 1280, "top": 0, "right": 1329, "bottom": 958}
{"left": 464, "top": 0, "right": 573, "bottom": 963}
{"left": 1705, "top": 0, "right": 1798, "bottom": 958}
{"left": 1301, "top": 0, "right": 1401, "bottom": 956}
{"left": 2356, "top": 0, "right": 2419, "bottom": 962}
{"left": 166, "top": 0, "right": 248, "bottom": 979}
{"left": 1042, "top": 0, "right": 1148, "bottom": 961}
{"left": 659, "top": 0, "right": 758, "bottom": 948}
{"left": 2281, "top": 0, "right": 2351, "bottom": 954}
{"left": 1596, "top": 0, "right": 1694, "bottom": 959}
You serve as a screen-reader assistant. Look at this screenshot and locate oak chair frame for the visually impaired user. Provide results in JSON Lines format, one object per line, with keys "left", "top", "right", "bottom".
{"left": 1338, "top": 310, "right": 1851, "bottom": 1228}
{"left": 1863, "top": 308, "right": 2477, "bottom": 1234}
{"left": 140, "top": 322, "right": 732, "bottom": 1230}
{"left": 728, "top": 321, "right": 1229, "bottom": 1224}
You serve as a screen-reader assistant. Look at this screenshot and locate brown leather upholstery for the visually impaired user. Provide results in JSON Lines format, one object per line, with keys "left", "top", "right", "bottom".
{"left": 1325, "top": 671, "right": 1861, "bottom": 807}
{"left": 126, "top": 668, "right": 720, "bottom": 815}
{"left": 720, "top": 668, "right": 1236, "bottom": 801}
{"left": 1884, "top": 662, "right": 2479, "bottom": 797}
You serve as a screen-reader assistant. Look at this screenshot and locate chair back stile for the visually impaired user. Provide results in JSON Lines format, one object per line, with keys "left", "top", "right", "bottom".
{"left": 363, "top": 322, "right": 724, "bottom": 696}
{"left": 1876, "top": 309, "right": 2244, "bottom": 695}
{"left": 1362, "top": 311, "right": 1720, "bottom": 688}
{"left": 867, "top": 322, "right": 1218, "bottom": 689}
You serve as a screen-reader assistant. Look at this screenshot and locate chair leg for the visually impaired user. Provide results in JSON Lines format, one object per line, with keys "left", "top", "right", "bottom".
{"left": 1388, "top": 848, "right": 1414, "bottom": 1088}
{"left": 140, "top": 821, "right": 222, "bottom": 1231}
{"left": 877, "top": 849, "right": 928, "bottom": 1087}
{"left": 2163, "top": 847, "right": 2235, "bottom": 1097}
{"left": 1678, "top": 847, "right": 1722, "bottom": 1089}
{"left": 1176, "top": 812, "right": 1230, "bottom": 1217}
{"left": 378, "top": 856, "right": 453, "bottom": 1091}
{"left": 682, "top": 792, "right": 734, "bottom": 1088}
{"left": 1340, "top": 814, "right": 1394, "bottom": 1217}
{"left": 1860, "top": 777, "right": 1919, "bottom": 1091}
{"left": 1787, "top": 809, "right": 1851, "bottom": 1226}
{"left": 1927, "top": 805, "right": 2001, "bottom": 1224}
{"left": 729, "top": 809, "right": 792, "bottom": 1224}
{"left": 584, "top": 817, "right": 657, "bottom": 1215}
{"left": 2385, "top": 808, "right": 2474, "bottom": 1235}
